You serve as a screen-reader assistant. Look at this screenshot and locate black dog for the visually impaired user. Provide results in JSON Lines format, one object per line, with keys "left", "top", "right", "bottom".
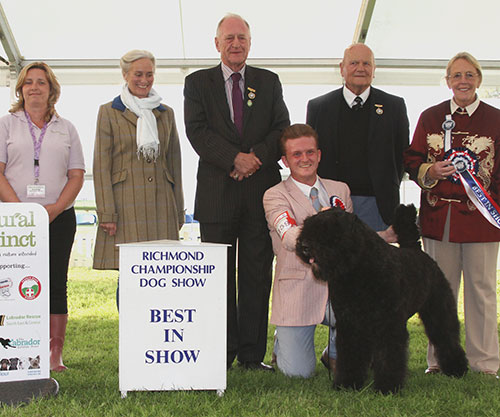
{"left": 0, "top": 338, "right": 15, "bottom": 349}
{"left": 296, "top": 204, "right": 468, "bottom": 394}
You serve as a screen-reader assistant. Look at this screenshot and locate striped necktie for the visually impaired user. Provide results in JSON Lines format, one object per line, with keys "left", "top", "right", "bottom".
{"left": 352, "top": 96, "right": 363, "bottom": 111}
{"left": 231, "top": 73, "right": 243, "bottom": 135}
{"left": 310, "top": 187, "right": 321, "bottom": 212}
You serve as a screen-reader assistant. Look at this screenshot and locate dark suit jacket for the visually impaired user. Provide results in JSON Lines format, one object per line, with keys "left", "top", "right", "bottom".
{"left": 306, "top": 87, "right": 409, "bottom": 224}
{"left": 184, "top": 64, "right": 290, "bottom": 223}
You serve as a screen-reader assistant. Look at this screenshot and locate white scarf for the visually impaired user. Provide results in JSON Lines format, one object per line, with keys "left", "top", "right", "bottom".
{"left": 120, "top": 84, "right": 162, "bottom": 160}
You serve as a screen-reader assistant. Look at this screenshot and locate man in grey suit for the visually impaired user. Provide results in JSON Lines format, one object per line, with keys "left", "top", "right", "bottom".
{"left": 307, "top": 43, "right": 409, "bottom": 230}
{"left": 184, "top": 13, "right": 290, "bottom": 371}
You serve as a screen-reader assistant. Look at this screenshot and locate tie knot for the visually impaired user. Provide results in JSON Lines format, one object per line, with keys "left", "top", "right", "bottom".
{"left": 231, "top": 72, "right": 241, "bottom": 82}
{"left": 310, "top": 187, "right": 318, "bottom": 198}
{"left": 353, "top": 96, "right": 363, "bottom": 110}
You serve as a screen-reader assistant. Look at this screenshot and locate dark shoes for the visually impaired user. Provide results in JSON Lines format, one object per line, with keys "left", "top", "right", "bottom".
{"left": 320, "top": 351, "right": 336, "bottom": 373}
{"left": 239, "top": 361, "right": 275, "bottom": 372}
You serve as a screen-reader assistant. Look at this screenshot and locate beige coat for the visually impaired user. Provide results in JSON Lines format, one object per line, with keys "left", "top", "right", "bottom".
{"left": 93, "top": 97, "right": 184, "bottom": 269}
{"left": 263, "top": 176, "right": 352, "bottom": 326}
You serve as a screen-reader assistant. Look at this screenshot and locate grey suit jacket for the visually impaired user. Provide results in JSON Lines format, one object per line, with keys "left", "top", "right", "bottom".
{"left": 184, "top": 64, "right": 290, "bottom": 222}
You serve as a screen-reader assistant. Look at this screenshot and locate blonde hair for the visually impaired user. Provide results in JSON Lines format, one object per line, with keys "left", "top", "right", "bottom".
{"left": 446, "top": 52, "right": 482, "bottom": 84}
{"left": 120, "top": 50, "right": 155, "bottom": 76}
{"left": 10, "top": 62, "right": 60, "bottom": 121}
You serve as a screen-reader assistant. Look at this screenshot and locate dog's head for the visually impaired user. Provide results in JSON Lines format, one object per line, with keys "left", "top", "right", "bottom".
{"left": 296, "top": 208, "right": 378, "bottom": 281}
{"left": 28, "top": 355, "right": 40, "bottom": 369}
{"left": 0, "top": 358, "right": 10, "bottom": 370}
{"left": 9, "top": 357, "right": 19, "bottom": 370}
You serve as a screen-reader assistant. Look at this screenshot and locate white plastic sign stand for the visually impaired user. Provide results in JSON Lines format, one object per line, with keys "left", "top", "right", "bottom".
{"left": 118, "top": 240, "right": 227, "bottom": 397}
{"left": 0, "top": 203, "right": 50, "bottom": 383}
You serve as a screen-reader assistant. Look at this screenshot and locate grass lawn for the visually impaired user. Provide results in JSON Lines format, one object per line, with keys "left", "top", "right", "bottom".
{"left": 2, "top": 267, "right": 500, "bottom": 416}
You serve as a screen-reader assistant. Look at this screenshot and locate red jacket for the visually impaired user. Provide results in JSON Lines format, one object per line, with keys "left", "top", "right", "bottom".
{"left": 404, "top": 100, "right": 500, "bottom": 243}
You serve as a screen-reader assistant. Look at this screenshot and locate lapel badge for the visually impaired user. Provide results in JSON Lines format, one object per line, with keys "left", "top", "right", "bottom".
{"left": 375, "top": 104, "right": 383, "bottom": 115}
{"left": 247, "top": 87, "right": 256, "bottom": 106}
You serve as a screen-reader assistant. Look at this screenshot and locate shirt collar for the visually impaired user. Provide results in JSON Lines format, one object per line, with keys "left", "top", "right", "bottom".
{"left": 343, "top": 85, "right": 371, "bottom": 108}
{"left": 291, "top": 175, "right": 319, "bottom": 198}
{"left": 15, "top": 110, "right": 58, "bottom": 125}
{"left": 221, "top": 62, "right": 246, "bottom": 82}
{"left": 450, "top": 96, "right": 480, "bottom": 116}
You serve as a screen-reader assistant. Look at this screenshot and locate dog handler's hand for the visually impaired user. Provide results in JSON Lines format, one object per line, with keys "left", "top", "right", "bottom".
{"left": 377, "top": 226, "right": 397, "bottom": 243}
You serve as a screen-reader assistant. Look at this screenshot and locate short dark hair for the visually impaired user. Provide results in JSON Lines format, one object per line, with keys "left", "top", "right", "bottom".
{"left": 280, "top": 124, "right": 319, "bottom": 155}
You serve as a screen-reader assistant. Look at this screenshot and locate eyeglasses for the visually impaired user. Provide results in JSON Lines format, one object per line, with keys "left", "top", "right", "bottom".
{"left": 447, "top": 72, "right": 479, "bottom": 81}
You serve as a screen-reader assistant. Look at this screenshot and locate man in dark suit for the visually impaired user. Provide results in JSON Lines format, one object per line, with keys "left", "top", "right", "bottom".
{"left": 307, "top": 43, "right": 409, "bottom": 230}
{"left": 184, "top": 13, "right": 290, "bottom": 371}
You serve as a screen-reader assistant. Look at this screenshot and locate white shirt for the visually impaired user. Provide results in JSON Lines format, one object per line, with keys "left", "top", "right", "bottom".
{"left": 221, "top": 62, "right": 245, "bottom": 122}
{"left": 450, "top": 95, "right": 480, "bottom": 116}
{"left": 0, "top": 111, "right": 85, "bottom": 207}
{"left": 343, "top": 85, "right": 371, "bottom": 108}
{"left": 290, "top": 176, "right": 329, "bottom": 208}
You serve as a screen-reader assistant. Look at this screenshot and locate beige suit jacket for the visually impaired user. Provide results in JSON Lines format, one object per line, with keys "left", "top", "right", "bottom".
{"left": 263, "top": 176, "right": 352, "bottom": 326}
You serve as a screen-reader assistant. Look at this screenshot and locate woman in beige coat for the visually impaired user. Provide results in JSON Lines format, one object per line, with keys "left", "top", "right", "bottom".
{"left": 93, "top": 50, "right": 184, "bottom": 272}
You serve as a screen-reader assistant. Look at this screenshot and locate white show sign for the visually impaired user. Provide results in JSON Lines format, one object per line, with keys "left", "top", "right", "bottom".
{"left": 118, "top": 240, "right": 227, "bottom": 397}
{"left": 0, "top": 203, "right": 49, "bottom": 382}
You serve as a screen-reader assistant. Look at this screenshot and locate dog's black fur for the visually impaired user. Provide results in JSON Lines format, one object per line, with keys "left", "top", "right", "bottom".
{"left": 296, "top": 204, "right": 468, "bottom": 394}
{"left": 0, "top": 338, "right": 15, "bottom": 349}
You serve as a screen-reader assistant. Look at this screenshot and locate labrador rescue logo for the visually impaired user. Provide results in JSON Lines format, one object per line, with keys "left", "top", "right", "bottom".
{"left": 18, "top": 276, "right": 41, "bottom": 300}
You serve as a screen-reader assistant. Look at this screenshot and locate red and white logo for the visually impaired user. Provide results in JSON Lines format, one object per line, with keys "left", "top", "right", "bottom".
{"left": 18, "top": 276, "right": 41, "bottom": 300}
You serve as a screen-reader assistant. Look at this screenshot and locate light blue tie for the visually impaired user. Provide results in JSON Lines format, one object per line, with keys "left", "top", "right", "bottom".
{"left": 310, "top": 187, "right": 321, "bottom": 212}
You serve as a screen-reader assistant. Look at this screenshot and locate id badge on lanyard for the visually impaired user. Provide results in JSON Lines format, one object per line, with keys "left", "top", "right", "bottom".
{"left": 24, "top": 110, "right": 48, "bottom": 199}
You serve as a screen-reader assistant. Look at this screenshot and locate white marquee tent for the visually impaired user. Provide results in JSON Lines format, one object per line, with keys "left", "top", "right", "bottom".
{"left": 0, "top": 0, "right": 498, "bottom": 210}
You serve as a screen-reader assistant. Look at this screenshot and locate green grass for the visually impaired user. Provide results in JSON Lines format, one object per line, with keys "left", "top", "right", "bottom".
{"left": 2, "top": 268, "right": 500, "bottom": 416}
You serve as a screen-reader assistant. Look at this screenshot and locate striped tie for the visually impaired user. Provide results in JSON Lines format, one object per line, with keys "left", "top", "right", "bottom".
{"left": 310, "top": 187, "right": 321, "bottom": 212}
{"left": 231, "top": 73, "right": 243, "bottom": 135}
{"left": 352, "top": 96, "right": 363, "bottom": 111}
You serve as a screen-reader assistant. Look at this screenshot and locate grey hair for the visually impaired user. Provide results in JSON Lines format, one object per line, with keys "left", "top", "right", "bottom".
{"left": 216, "top": 13, "right": 251, "bottom": 38}
{"left": 120, "top": 50, "right": 156, "bottom": 76}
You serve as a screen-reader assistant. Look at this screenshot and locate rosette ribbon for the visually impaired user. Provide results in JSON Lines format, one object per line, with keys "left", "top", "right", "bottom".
{"left": 445, "top": 147, "right": 500, "bottom": 230}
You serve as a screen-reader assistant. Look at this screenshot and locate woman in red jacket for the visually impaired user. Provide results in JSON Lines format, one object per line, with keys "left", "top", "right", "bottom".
{"left": 404, "top": 52, "right": 500, "bottom": 376}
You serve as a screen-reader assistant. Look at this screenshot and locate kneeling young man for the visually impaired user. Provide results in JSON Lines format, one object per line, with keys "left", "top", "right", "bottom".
{"left": 263, "top": 124, "right": 352, "bottom": 377}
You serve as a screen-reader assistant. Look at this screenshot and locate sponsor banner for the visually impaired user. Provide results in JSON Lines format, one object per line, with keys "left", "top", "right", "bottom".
{"left": 0, "top": 203, "right": 49, "bottom": 381}
{"left": 118, "top": 240, "right": 227, "bottom": 395}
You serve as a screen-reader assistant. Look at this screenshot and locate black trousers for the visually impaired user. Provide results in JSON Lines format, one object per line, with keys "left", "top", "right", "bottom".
{"left": 200, "top": 215, "right": 273, "bottom": 366}
{"left": 49, "top": 207, "right": 76, "bottom": 314}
